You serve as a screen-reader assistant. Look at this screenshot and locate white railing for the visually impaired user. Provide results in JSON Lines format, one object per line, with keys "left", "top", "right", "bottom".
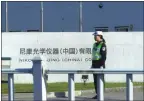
{"left": 2, "top": 56, "right": 144, "bottom": 101}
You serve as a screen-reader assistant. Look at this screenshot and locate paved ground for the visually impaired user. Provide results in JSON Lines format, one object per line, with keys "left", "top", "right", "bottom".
{"left": 2, "top": 88, "right": 144, "bottom": 101}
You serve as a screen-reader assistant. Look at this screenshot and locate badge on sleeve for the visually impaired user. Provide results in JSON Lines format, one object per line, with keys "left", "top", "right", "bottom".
{"left": 102, "top": 47, "right": 106, "bottom": 51}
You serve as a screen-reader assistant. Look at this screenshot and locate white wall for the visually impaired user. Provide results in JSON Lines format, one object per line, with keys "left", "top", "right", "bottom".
{"left": 2, "top": 32, "right": 143, "bottom": 83}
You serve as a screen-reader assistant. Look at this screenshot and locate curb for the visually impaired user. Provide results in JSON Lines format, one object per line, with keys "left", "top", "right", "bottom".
{"left": 2, "top": 86, "right": 143, "bottom": 98}
{"left": 47, "top": 86, "right": 143, "bottom": 98}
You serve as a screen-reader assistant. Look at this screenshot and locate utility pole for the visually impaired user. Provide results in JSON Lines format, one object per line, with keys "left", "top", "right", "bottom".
{"left": 41, "top": 2, "right": 43, "bottom": 32}
{"left": 79, "top": 1, "right": 82, "bottom": 32}
{"left": 6, "top": 1, "right": 8, "bottom": 32}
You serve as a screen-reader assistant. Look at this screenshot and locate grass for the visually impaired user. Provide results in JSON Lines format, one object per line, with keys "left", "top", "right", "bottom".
{"left": 2, "top": 82, "right": 144, "bottom": 94}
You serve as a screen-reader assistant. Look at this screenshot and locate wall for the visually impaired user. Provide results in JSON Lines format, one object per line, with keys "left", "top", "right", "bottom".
{"left": 2, "top": 32, "right": 143, "bottom": 83}
{"left": 1, "top": 2, "right": 143, "bottom": 32}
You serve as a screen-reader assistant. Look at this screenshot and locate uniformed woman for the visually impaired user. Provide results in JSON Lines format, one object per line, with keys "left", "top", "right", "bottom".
{"left": 91, "top": 31, "right": 107, "bottom": 99}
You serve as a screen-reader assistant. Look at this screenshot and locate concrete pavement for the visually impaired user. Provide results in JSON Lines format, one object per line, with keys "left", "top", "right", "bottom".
{"left": 2, "top": 86, "right": 144, "bottom": 101}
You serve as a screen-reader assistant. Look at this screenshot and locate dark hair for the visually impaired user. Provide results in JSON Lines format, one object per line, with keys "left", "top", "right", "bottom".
{"left": 101, "top": 35, "right": 106, "bottom": 43}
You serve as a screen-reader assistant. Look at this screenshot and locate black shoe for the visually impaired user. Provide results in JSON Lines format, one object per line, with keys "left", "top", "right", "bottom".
{"left": 92, "top": 95, "right": 97, "bottom": 99}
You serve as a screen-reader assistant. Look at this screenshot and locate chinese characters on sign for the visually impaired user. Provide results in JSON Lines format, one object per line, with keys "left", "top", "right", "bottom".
{"left": 20, "top": 48, "right": 92, "bottom": 55}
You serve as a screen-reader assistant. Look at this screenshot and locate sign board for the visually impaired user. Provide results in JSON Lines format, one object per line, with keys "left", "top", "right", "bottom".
{"left": 2, "top": 32, "right": 95, "bottom": 70}
{"left": 2, "top": 32, "right": 143, "bottom": 83}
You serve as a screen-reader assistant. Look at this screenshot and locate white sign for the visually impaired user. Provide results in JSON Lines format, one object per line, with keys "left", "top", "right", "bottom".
{"left": 2, "top": 32, "right": 95, "bottom": 70}
{"left": 2, "top": 32, "right": 143, "bottom": 83}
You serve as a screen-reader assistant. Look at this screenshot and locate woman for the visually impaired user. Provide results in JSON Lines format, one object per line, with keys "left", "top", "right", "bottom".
{"left": 91, "top": 31, "right": 107, "bottom": 99}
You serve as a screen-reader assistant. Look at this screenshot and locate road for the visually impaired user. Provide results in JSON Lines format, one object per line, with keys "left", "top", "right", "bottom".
{"left": 2, "top": 88, "right": 144, "bottom": 101}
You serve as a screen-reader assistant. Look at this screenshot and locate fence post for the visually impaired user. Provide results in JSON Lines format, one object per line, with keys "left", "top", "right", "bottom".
{"left": 97, "top": 74, "right": 104, "bottom": 101}
{"left": 32, "top": 56, "right": 47, "bottom": 101}
{"left": 126, "top": 74, "right": 133, "bottom": 101}
{"left": 68, "top": 73, "right": 75, "bottom": 101}
{"left": 8, "top": 73, "right": 14, "bottom": 101}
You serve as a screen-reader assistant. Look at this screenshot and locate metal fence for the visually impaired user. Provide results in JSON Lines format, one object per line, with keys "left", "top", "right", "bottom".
{"left": 2, "top": 56, "right": 144, "bottom": 101}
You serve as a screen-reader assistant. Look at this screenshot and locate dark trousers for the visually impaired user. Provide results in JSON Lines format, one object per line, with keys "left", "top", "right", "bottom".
{"left": 93, "top": 64, "right": 105, "bottom": 95}
{"left": 93, "top": 74, "right": 105, "bottom": 95}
